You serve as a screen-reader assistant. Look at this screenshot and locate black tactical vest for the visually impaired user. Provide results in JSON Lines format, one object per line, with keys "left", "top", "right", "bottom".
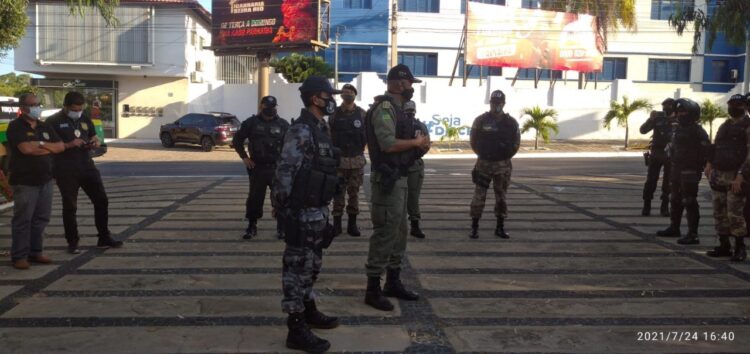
{"left": 476, "top": 113, "right": 518, "bottom": 161}
{"left": 249, "top": 116, "right": 286, "bottom": 165}
{"left": 651, "top": 116, "right": 673, "bottom": 151}
{"left": 330, "top": 107, "right": 366, "bottom": 157}
{"left": 288, "top": 114, "right": 341, "bottom": 209}
{"left": 712, "top": 116, "right": 750, "bottom": 171}
{"left": 670, "top": 123, "right": 701, "bottom": 170}
{"left": 365, "top": 95, "right": 418, "bottom": 175}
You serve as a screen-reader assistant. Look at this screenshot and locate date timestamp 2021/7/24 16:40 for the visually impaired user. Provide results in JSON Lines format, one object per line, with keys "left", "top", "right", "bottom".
{"left": 637, "top": 331, "right": 735, "bottom": 342}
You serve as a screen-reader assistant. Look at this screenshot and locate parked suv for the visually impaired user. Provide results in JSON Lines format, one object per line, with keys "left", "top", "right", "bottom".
{"left": 160, "top": 112, "right": 240, "bottom": 152}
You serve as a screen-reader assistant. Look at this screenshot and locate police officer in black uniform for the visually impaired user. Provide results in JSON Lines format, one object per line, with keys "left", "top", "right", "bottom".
{"left": 657, "top": 98, "right": 710, "bottom": 245}
{"left": 47, "top": 91, "right": 122, "bottom": 254}
{"left": 233, "top": 96, "right": 289, "bottom": 240}
{"left": 640, "top": 98, "right": 677, "bottom": 217}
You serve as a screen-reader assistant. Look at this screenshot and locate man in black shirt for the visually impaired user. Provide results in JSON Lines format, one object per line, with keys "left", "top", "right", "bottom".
{"left": 7, "top": 93, "right": 64, "bottom": 269}
{"left": 47, "top": 91, "right": 122, "bottom": 254}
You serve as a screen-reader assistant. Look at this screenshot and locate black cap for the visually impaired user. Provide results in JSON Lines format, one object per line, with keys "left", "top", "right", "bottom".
{"left": 299, "top": 76, "right": 342, "bottom": 95}
{"left": 260, "top": 96, "right": 277, "bottom": 106}
{"left": 387, "top": 64, "right": 422, "bottom": 83}
{"left": 661, "top": 98, "right": 675, "bottom": 106}
{"left": 490, "top": 90, "right": 505, "bottom": 101}
{"left": 728, "top": 94, "right": 746, "bottom": 104}
{"left": 341, "top": 84, "right": 357, "bottom": 95}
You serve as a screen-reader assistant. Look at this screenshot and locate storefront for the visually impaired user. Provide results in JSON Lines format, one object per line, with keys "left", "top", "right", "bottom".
{"left": 32, "top": 79, "right": 118, "bottom": 138}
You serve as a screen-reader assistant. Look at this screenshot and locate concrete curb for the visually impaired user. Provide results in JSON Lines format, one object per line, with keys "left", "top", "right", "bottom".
{"left": 422, "top": 152, "right": 644, "bottom": 159}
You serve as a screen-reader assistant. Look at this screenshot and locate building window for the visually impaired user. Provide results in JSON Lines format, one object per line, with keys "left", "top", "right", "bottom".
{"left": 399, "top": 0, "right": 440, "bottom": 13}
{"left": 587, "top": 58, "right": 627, "bottom": 81}
{"left": 711, "top": 60, "right": 729, "bottom": 82}
{"left": 461, "top": 0, "right": 505, "bottom": 14}
{"left": 651, "top": 0, "right": 694, "bottom": 20}
{"left": 398, "top": 52, "right": 438, "bottom": 76}
{"left": 517, "top": 69, "right": 562, "bottom": 80}
{"left": 521, "top": 0, "right": 540, "bottom": 8}
{"left": 341, "top": 48, "right": 372, "bottom": 72}
{"left": 648, "top": 59, "right": 691, "bottom": 82}
{"left": 458, "top": 55, "right": 501, "bottom": 77}
{"left": 344, "top": 0, "right": 372, "bottom": 9}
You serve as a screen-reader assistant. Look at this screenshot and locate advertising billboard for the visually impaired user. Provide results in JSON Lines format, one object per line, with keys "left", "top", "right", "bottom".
{"left": 212, "top": 0, "right": 328, "bottom": 52}
{"left": 466, "top": 2, "right": 604, "bottom": 72}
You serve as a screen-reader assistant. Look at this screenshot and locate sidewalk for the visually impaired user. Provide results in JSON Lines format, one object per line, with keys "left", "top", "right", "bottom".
{"left": 99, "top": 139, "right": 648, "bottom": 162}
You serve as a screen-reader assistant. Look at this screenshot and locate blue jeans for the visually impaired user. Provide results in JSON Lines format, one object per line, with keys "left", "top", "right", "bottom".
{"left": 11, "top": 181, "right": 53, "bottom": 260}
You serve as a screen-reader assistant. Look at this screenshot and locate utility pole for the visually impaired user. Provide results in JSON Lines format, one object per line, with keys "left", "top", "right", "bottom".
{"left": 257, "top": 51, "right": 271, "bottom": 108}
{"left": 334, "top": 27, "right": 341, "bottom": 87}
{"left": 390, "top": 1, "right": 398, "bottom": 68}
{"left": 744, "top": 31, "right": 750, "bottom": 94}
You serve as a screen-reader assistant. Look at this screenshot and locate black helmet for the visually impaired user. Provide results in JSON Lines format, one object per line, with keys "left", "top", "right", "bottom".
{"left": 661, "top": 98, "right": 676, "bottom": 107}
{"left": 675, "top": 98, "right": 700, "bottom": 122}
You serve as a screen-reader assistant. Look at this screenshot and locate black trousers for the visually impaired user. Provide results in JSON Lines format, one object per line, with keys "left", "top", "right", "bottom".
{"left": 246, "top": 164, "right": 275, "bottom": 221}
{"left": 55, "top": 167, "right": 109, "bottom": 245}
{"left": 643, "top": 156, "right": 671, "bottom": 201}
{"left": 669, "top": 168, "right": 701, "bottom": 234}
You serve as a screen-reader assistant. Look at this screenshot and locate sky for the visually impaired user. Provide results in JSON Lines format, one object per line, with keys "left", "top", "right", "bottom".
{"left": 0, "top": 0, "right": 215, "bottom": 76}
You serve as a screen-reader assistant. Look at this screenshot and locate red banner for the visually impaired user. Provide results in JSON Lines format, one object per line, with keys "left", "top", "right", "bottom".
{"left": 466, "top": 2, "right": 604, "bottom": 72}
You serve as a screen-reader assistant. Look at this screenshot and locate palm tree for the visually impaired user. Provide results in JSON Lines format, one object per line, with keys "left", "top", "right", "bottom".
{"left": 700, "top": 100, "right": 728, "bottom": 142}
{"left": 668, "top": 1, "right": 750, "bottom": 91}
{"left": 604, "top": 96, "right": 653, "bottom": 150}
{"left": 521, "top": 106, "right": 559, "bottom": 150}
{"left": 541, "top": 0, "right": 637, "bottom": 50}
{"left": 439, "top": 121, "right": 463, "bottom": 150}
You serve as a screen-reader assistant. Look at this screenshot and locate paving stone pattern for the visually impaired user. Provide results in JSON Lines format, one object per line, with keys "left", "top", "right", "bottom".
{"left": 1, "top": 172, "right": 749, "bottom": 353}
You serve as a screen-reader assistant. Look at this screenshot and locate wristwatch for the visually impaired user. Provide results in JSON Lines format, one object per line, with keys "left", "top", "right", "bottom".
{"left": 38, "top": 141, "right": 45, "bottom": 147}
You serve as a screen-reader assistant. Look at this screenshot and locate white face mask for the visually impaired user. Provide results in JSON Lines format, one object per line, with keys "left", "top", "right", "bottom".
{"left": 28, "top": 106, "right": 43, "bottom": 120}
{"left": 67, "top": 110, "right": 83, "bottom": 120}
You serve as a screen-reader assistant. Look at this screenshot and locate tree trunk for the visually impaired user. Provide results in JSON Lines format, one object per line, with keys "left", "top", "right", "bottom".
{"left": 709, "top": 122, "right": 713, "bottom": 143}
{"left": 624, "top": 123, "right": 629, "bottom": 150}
{"left": 535, "top": 131, "right": 539, "bottom": 150}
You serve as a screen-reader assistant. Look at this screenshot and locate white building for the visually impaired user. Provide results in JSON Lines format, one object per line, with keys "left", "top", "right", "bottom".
{"left": 15, "top": 0, "right": 219, "bottom": 139}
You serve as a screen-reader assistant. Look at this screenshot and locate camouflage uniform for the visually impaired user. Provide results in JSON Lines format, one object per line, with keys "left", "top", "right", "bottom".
{"left": 273, "top": 109, "right": 331, "bottom": 314}
{"left": 469, "top": 112, "right": 520, "bottom": 220}
{"left": 711, "top": 116, "right": 750, "bottom": 238}
{"left": 407, "top": 158, "right": 425, "bottom": 221}
{"left": 332, "top": 155, "right": 366, "bottom": 216}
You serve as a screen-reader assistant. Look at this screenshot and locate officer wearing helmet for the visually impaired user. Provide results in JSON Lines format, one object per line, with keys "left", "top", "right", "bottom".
{"left": 404, "top": 100, "right": 430, "bottom": 239}
{"left": 640, "top": 98, "right": 677, "bottom": 217}
{"left": 468, "top": 90, "right": 521, "bottom": 239}
{"left": 704, "top": 94, "right": 750, "bottom": 262}
{"left": 657, "top": 98, "right": 710, "bottom": 245}
{"left": 233, "top": 95, "right": 289, "bottom": 240}
{"left": 272, "top": 76, "right": 342, "bottom": 353}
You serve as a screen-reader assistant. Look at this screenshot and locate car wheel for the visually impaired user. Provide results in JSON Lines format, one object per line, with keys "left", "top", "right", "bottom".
{"left": 200, "top": 136, "right": 214, "bottom": 152}
{"left": 160, "top": 132, "right": 174, "bottom": 148}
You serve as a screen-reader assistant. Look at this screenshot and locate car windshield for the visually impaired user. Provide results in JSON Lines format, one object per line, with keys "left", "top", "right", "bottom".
{"left": 217, "top": 117, "right": 239, "bottom": 126}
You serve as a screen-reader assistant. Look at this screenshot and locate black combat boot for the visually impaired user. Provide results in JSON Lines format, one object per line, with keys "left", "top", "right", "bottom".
{"left": 410, "top": 220, "right": 426, "bottom": 239}
{"left": 333, "top": 216, "right": 342, "bottom": 236}
{"left": 242, "top": 221, "right": 257, "bottom": 240}
{"left": 364, "top": 276, "right": 394, "bottom": 311}
{"left": 659, "top": 198, "right": 670, "bottom": 217}
{"left": 677, "top": 232, "right": 700, "bottom": 245}
{"left": 656, "top": 225, "right": 681, "bottom": 237}
{"left": 382, "top": 269, "right": 419, "bottom": 301}
{"left": 303, "top": 299, "right": 339, "bottom": 329}
{"left": 276, "top": 221, "right": 285, "bottom": 240}
{"left": 707, "top": 235, "right": 732, "bottom": 257}
{"left": 286, "top": 313, "right": 330, "bottom": 354}
{"left": 495, "top": 218, "right": 510, "bottom": 239}
{"left": 347, "top": 214, "right": 361, "bottom": 237}
{"left": 641, "top": 199, "right": 651, "bottom": 216}
{"left": 469, "top": 218, "right": 479, "bottom": 239}
{"left": 731, "top": 237, "right": 747, "bottom": 263}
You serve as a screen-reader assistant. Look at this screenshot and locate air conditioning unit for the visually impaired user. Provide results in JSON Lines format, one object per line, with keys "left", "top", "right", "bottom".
{"left": 195, "top": 61, "right": 204, "bottom": 72}
{"left": 190, "top": 72, "right": 203, "bottom": 83}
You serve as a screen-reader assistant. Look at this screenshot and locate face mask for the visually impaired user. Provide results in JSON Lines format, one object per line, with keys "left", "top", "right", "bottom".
{"left": 27, "top": 106, "right": 42, "bottom": 120}
{"left": 663, "top": 108, "right": 674, "bottom": 116}
{"left": 67, "top": 110, "right": 82, "bottom": 120}
{"left": 494, "top": 104, "right": 505, "bottom": 114}
{"left": 315, "top": 95, "right": 336, "bottom": 115}
{"left": 728, "top": 107, "right": 745, "bottom": 119}
{"left": 402, "top": 87, "right": 415, "bottom": 101}
{"left": 677, "top": 114, "right": 692, "bottom": 125}
{"left": 262, "top": 107, "right": 277, "bottom": 117}
{"left": 341, "top": 94, "right": 355, "bottom": 103}
{"left": 406, "top": 112, "right": 416, "bottom": 120}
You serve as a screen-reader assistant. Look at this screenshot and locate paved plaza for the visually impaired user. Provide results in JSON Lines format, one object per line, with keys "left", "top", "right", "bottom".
{"left": 1, "top": 158, "right": 749, "bottom": 353}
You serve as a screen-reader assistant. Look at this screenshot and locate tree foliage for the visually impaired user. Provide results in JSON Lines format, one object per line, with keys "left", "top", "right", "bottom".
{"left": 668, "top": 0, "right": 750, "bottom": 53}
{"left": 604, "top": 96, "right": 653, "bottom": 149}
{"left": 270, "top": 54, "right": 334, "bottom": 83}
{"left": 521, "top": 106, "right": 559, "bottom": 150}
{"left": 540, "top": 0, "right": 637, "bottom": 50}
{"left": 0, "top": 72, "right": 33, "bottom": 97}
{"left": 0, "top": 0, "right": 119, "bottom": 58}
{"left": 700, "top": 99, "right": 728, "bottom": 141}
